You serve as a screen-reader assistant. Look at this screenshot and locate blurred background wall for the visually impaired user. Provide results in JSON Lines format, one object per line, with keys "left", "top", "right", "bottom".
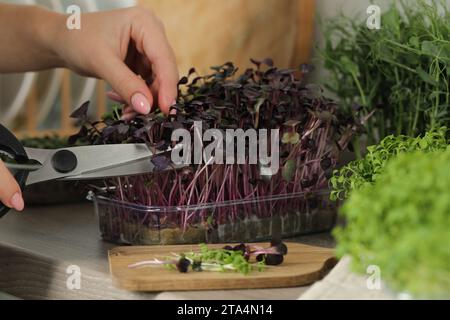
{"left": 140, "top": 0, "right": 315, "bottom": 75}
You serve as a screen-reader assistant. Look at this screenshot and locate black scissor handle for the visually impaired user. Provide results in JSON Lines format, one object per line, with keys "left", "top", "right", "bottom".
{"left": 0, "top": 124, "right": 29, "bottom": 218}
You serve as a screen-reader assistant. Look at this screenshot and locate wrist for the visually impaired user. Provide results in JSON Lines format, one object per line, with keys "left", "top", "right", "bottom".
{"left": 33, "top": 6, "right": 67, "bottom": 68}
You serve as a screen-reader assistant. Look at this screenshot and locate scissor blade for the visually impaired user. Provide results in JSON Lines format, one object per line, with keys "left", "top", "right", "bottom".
{"left": 26, "top": 144, "right": 154, "bottom": 185}
{"left": 63, "top": 158, "right": 156, "bottom": 180}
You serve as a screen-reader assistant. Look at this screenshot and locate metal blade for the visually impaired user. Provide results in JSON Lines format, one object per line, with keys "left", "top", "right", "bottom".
{"left": 26, "top": 144, "right": 153, "bottom": 185}
{"left": 62, "top": 158, "right": 156, "bottom": 180}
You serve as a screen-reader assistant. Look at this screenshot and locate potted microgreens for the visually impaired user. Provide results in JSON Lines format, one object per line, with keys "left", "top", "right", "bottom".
{"left": 334, "top": 147, "right": 450, "bottom": 298}
{"left": 71, "top": 59, "right": 361, "bottom": 245}
{"left": 319, "top": 1, "right": 450, "bottom": 148}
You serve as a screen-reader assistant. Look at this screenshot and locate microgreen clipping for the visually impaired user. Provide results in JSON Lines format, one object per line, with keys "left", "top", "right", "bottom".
{"left": 127, "top": 240, "right": 289, "bottom": 274}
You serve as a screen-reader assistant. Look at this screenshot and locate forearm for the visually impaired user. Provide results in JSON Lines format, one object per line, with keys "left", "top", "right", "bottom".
{"left": 0, "top": 4, "right": 65, "bottom": 72}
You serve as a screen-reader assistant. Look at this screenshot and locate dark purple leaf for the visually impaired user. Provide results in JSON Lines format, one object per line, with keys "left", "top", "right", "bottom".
{"left": 301, "top": 174, "right": 318, "bottom": 188}
{"left": 262, "top": 58, "right": 274, "bottom": 67}
{"left": 117, "top": 124, "right": 129, "bottom": 135}
{"left": 155, "top": 140, "right": 169, "bottom": 151}
{"left": 70, "top": 101, "right": 90, "bottom": 119}
{"left": 151, "top": 155, "right": 171, "bottom": 171}
{"left": 178, "top": 77, "right": 189, "bottom": 85}
{"left": 102, "top": 126, "right": 117, "bottom": 138}
{"left": 320, "top": 157, "right": 332, "bottom": 170}
{"left": 163, "top": 121, "right": 183, "bottom": 130}
{"left": 243, "top": 86, "right": 261, "bottom": 99}
{"left": 250, "top": 58, "right": 261, "bottom": 67}
{"left": 68, "top": 134, "right": 80, "bottom": 146}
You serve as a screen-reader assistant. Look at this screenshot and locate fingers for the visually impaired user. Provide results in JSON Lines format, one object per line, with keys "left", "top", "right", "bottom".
{"left": 97, "top": 55, "right": 154, "bottom": 115}
{"left": 106, "top": 91, "right": 126, "bottom": 104}
{"left": 121, "top": 105, "right": 138, "bottom": 121}
{"left": 138, "top": 23, "right": 179, "bottom": 114}
{"left": 98, "top": 7, "right": 179, "bottom": 116}
{"left": 0, "top": 161, "right": 24, "bottom": 212}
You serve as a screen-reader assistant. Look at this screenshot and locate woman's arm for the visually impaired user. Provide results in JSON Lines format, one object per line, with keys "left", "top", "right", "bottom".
{"left": 0, "top": 4, "right": 63, "bottom": 72}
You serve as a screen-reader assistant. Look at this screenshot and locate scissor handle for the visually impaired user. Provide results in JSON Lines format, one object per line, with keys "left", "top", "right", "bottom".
{"left": 0, "top": 124, "right": 29, "bottom": 218}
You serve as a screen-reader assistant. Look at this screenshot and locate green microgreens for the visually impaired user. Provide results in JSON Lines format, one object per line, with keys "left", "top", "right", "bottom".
{"left": 334, "top": 148, "right": 450, "bottom": 298}
{"left": 319, "top": 0, "right": 450, "bottom": 146}
{"left": 330, "top": 127, "right": 449, "bottom": 201}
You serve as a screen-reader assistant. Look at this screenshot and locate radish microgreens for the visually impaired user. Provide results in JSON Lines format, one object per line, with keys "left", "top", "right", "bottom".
{"left": 71, "top": 59, "right": 361, "bottom": 234}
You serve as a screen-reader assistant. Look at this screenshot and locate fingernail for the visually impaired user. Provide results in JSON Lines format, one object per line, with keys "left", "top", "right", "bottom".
{"left": 131, "top": 93, "right": 151, "bottom": 114}
{"left": 10, "top": 193, "right": 24, "bottom": 212}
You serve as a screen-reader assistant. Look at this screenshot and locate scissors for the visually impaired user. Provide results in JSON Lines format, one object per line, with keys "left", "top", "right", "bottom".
{"left": 0, "top": 124, "right": 172, "bottom": 218}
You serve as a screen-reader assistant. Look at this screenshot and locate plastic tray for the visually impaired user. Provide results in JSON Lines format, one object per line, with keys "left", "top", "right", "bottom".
{"left": 89, "top": 189, "right": 337, "bottom": 245}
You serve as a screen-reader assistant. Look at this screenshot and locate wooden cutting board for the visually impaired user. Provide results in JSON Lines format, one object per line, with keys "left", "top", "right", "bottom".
{"left": 108, "top": 243, "right": 337, "bottom": 292}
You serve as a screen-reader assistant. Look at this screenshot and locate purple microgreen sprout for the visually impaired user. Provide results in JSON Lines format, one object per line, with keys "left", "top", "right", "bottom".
{"left": 248, "top": 240, "right": 288, "bottom": 266}
{"left": 176, "top": 255, "right": 191, "bottom": 273}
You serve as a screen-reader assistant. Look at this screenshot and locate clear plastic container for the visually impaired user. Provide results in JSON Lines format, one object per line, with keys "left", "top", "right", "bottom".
{"left": 89, "top": 189, "right": 337, "bottom": 245}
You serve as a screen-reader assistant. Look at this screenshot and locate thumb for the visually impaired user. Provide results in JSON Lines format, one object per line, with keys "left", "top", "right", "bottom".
{"left": 97, "top": 56, "right": 154, "bottom": 114}
{"left": 0, "top": 160, "right": 24, "bottom": 212}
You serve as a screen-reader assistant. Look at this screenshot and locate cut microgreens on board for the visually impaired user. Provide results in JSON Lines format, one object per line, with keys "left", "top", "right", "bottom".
{"left": 128, "top": 240, "right": 288, "bottom": 275}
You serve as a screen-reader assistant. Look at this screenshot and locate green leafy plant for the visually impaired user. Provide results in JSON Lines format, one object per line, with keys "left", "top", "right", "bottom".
{"left": 319, "top": 0, "right": 450, "bottom": 144}
{"left": 330, "top": 127, "right": 448, "bottom": 200}
{"left": 334, "top": 148, "right": 450, "bottom": 298}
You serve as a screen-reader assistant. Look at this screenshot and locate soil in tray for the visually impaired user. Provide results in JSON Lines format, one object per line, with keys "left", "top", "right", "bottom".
{"left": 99, "top": 207, "right": 337, "bottom": 245}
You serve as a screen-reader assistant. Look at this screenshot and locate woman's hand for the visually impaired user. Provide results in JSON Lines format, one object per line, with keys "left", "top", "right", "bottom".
{"left": 53, "top": 6, "right": 179, "bottom": 117}
{"left": 0, "top": 160, "right": 24, "bottom": 212}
